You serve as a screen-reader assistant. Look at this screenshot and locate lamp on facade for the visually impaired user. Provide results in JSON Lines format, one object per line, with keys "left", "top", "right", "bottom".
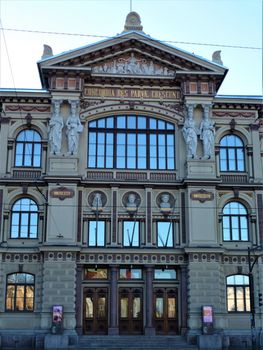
{"left": 247, "top": 245, "right": 263, "bottom": 350}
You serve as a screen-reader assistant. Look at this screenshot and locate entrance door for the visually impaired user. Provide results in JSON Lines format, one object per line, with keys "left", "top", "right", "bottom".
{"left": 119, "top": 287, "right": 143, "bottom": 334}
{"left": 154, "top": 288, "right": 178, "bottom": 334}
{"left": 83, "top": 287, "right": 108, "bottom": 335}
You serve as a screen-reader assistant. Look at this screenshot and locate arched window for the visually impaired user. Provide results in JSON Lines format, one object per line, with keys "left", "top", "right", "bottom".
{"left": 87, "top": 115, "right": 175, "bottom": 170}
{"left": 10, "top": 198, "right": 39, "bottom": 239}
{"left": 6, "top": 273, "right": 35, "bottom": 311}
{"left": 222, "top": 201, "right": 248, "bottom": 241}
{"left": 15, "top": 129, "right": 42, "bottom": 167}
{"left": 219, "top": 135, "right": 245, "bottom": 172}
{"left": 226, "top": 275, "right": 250, "bottom": 312}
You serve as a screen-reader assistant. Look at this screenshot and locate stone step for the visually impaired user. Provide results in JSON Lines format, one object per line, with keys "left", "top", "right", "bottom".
{"left": 77, "top": 336, "right": 198, "bottom": 350}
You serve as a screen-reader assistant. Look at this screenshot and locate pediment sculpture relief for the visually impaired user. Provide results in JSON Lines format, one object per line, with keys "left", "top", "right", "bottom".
{"left": 92, "top": 53, "right": 174, "bottom": 76}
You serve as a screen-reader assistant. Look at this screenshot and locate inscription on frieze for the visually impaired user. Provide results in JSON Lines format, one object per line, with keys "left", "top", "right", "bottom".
{"left": 84, "top": 86, "right": 180, "bottom": 100}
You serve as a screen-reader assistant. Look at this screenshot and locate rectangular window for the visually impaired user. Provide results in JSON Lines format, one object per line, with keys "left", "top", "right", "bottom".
{"left": 123, "top": 221, "right": 139, "bottom": 247}
{"left": 157, "top": 221, "right": 173, "bottom": 247}
{"left": 88, "top": 221, "right": 105, "bottom": 247}
{"left": 120, "top": 268, "right": 142, "bottom": 279}
{"left": 154, "top": 269, "right": 176, "bottom": 279}
{"left": 84, "top": 268, "right": 108, "bottom": 279}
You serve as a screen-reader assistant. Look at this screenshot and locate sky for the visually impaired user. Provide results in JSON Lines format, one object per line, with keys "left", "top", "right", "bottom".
{"left": 0, "top": 0, "right": 262, "bottom": 96}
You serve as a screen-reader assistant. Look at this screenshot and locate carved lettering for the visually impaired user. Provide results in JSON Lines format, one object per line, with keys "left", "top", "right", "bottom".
{"left": 84, "top": 87, "right": 180, "bottom": 101}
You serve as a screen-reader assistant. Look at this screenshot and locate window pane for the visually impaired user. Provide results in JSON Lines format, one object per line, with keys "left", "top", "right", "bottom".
{"left": 236, "top": 287, "right": 245, "bottom": 311}
{"left": 149, "top": 118, "right": 157, "bottom": 129}
{"left": 127, "top": 116, "right": 136, "bottom": 129}
{"left": 106, "top": 117, "right": 114, "bottom": 128}
{"left": 158, "top": 120, "right": 165, "bottom": 130}
{"left": 120, "top": 268, "right": 142, "bottom": 279}
{"left": 117, "top": 116, "right": 126, "bottom": 128}
{"left": 98, "top": 118, "right": 105, "bottom": 128}
{"left": 6, "top": 286, "right": 15, "bottom": 310}
{"left": 227, "top": 287, "right": 235, "bottom": 311}
{"left": 154, "top": 269, "right": 176, "bottom": 279}
{"left": 123, "top": 221, "right": 139, "bottom": 246}
{"left": 98, "top": 297, "right": 106, "bottom": 318}
{"left": 88, "top": 221, "right": 105, "bottom": 246}
{"left": 85, "top": 297, "right": 93, "bottom": 318}
{"left": 156, "top": 297, "right": 164, "bottom": 318}
{"left": 157, "top": 222, "right": 173, "bottom": 247}
{"left": 168, "top": 298, "right": 176, "bottom": 318}
{"left": 133, "top": 297, "right": 141, "bottom": 318}
{"left": 121, "top": 298, "right": 129, "bottom": 318}
{"left": 85, "top": 268, "right": 108, "bottom": 279}
{"left": 138, "top": 117, "right": 146, "bottom": 129}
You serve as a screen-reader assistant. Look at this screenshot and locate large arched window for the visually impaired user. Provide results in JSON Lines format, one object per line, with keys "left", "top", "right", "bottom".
{"left": 222, "top": 201, "right": 248, "bottom": 241}
{"left": 226, "top": 275, "right": 250, "bottom": 312}
{"left": 15, "top": 129, "right": 41, "bottom": 167}
{"left": 10, "top": 198, "right": 39, "bottom": 239}
{"left": 87, "top": 115, "right": 175, "bottom": 170}
{"left": 219, "top": 135, "right": 245, "bottom": 172}
{"left": 6, "top": 273, "right": 35, "bottom": 311}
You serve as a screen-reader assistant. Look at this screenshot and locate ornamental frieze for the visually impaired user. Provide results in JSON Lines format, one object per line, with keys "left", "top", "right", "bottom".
{"left": 5, "top": 105, "right": 51, "bottom": 112}
{"left": 92, "top": 53, "right": 175, "bottom": 76}
{"left": 212, "top": 111, "right": 255, "bottom": 118}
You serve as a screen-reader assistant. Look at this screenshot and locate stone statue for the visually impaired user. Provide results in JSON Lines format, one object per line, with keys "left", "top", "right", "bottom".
{"left": 127, "top": 193, "right": 137, "bottom": 208}
{"left": 48, "top": 100, "right": 63, "bottom": 155}
{"left": 41, "top": 44, "right": 53, "bottom": 60}
{"left": 212, "top": 50, "right": 223, "bottom": 66}
{"left": 182, "top": 105, "right": 198, "bottom": 159}
{"left": 66, "top": 101, "right": 83, "bottom": 155}
{"left": 160, "top": 194, "right": 171, "bottom": 208}
{"left": 200, "top": 105, "right": 215, "bottom": 159}
{"left": 92, "top": 193, "right": 102, "bottom": 208}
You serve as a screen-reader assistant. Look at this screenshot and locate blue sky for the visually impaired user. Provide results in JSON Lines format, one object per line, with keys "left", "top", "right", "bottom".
{"left": 0, "top": 0, "right": 262, "bottom": 96}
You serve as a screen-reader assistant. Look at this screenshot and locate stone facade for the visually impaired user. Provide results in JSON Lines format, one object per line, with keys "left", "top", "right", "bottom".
{"left": 0, "top": 12, "right": 262, "bottom": 349}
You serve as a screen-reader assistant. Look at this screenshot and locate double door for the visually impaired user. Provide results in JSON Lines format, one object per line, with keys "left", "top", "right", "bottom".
{"left": 83, "top": 286, "right": 178, "bottom": 335}
{"left": 119, "top": 287, "right": 143, "bottom": 334}
{"left": 83, "top": 287, "right": 108, "bottom": 335}
{"left": 154, "top": 288, "right": 178, "bottom": 334}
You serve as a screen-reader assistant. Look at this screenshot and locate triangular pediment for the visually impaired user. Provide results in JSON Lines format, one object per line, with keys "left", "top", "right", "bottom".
{"left": 38, "top": 31, "right": 227, "bottom": 88}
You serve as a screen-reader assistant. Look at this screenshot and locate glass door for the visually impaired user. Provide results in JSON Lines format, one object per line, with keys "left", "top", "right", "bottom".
{"left": 119, "top": 287, "right": 143, "bottom": 334}
{"left": 154, "top": 288, "right": 178, "bottom": 334}
{"left": 83, "top": 287, "right": 108, "bottom": 335}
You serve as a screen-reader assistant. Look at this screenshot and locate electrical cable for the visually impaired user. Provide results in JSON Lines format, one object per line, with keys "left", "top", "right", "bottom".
{"left": 0, "top": 26, "right": 261, "bottom": 50}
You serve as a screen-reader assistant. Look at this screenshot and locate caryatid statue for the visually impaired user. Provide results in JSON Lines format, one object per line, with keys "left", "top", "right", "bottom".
{"left": 182, "top": 104, "right": 198, "bottom": 159}
{"left": 48, "top": 100, "right": 63, "bottom": 155}
{"left": 199, "top": 105, "right": 215, "bottom": 159}
{"left": 66, "top": 100, "right": 83, "bottom": 155}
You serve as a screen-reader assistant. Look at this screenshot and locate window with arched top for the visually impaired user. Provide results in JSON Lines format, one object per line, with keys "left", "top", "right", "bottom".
{"left": 6, "top": 273, "right": 35, "bottom": 311}
{"left": 15, "top": 129, "right": 42, "bottom": 167}
{"left": 219, "top": 134, "right": 245, "bottom": 172}
{"left": 222, "top": 201, "right": 248, "bottom": 241}
{"left": 226, "top": 275, "right": 250, "bottom": 312}
{"left": 10, "top": 198, "right": 39, "bottom": 239}
{"left": 87, "top": 115, "right": 175, "bottom": 170}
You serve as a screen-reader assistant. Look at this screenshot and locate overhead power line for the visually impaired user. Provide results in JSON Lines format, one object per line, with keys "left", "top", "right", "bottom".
{"left": 0, "top": 27, "right": 261, "bottom": 50}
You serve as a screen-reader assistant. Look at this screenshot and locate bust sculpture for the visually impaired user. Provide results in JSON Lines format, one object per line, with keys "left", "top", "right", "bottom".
{"left": 160, "top": 194, "right": 171, "bottom": 208}
{"left": 92, "top": 193, "right": 102, "bottom": 208}
{"left": 126, "top": 193, "right": 137, "bottom": 214}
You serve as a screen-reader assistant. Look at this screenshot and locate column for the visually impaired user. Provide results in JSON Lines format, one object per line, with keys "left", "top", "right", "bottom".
{"left": 108, "top": 265, "right": 118, "bottom": 334}
{"left": 145, "top": 265, "right": 155, "bottom": 335}
{"left": 75, "top": 265, "right": 83, "bottom": 335}
{"left": 180, "top": 265, "right": 188, "bottom": 335}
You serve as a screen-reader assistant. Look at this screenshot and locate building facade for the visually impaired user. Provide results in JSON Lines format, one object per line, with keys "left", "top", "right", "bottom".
{"left": 0, "top": 12, "right": 262, "bottom": 349}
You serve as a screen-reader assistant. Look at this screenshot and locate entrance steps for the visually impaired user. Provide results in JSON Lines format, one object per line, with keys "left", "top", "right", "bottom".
{"left": 77, "top": 335, "right": 198, "bottom": 350}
